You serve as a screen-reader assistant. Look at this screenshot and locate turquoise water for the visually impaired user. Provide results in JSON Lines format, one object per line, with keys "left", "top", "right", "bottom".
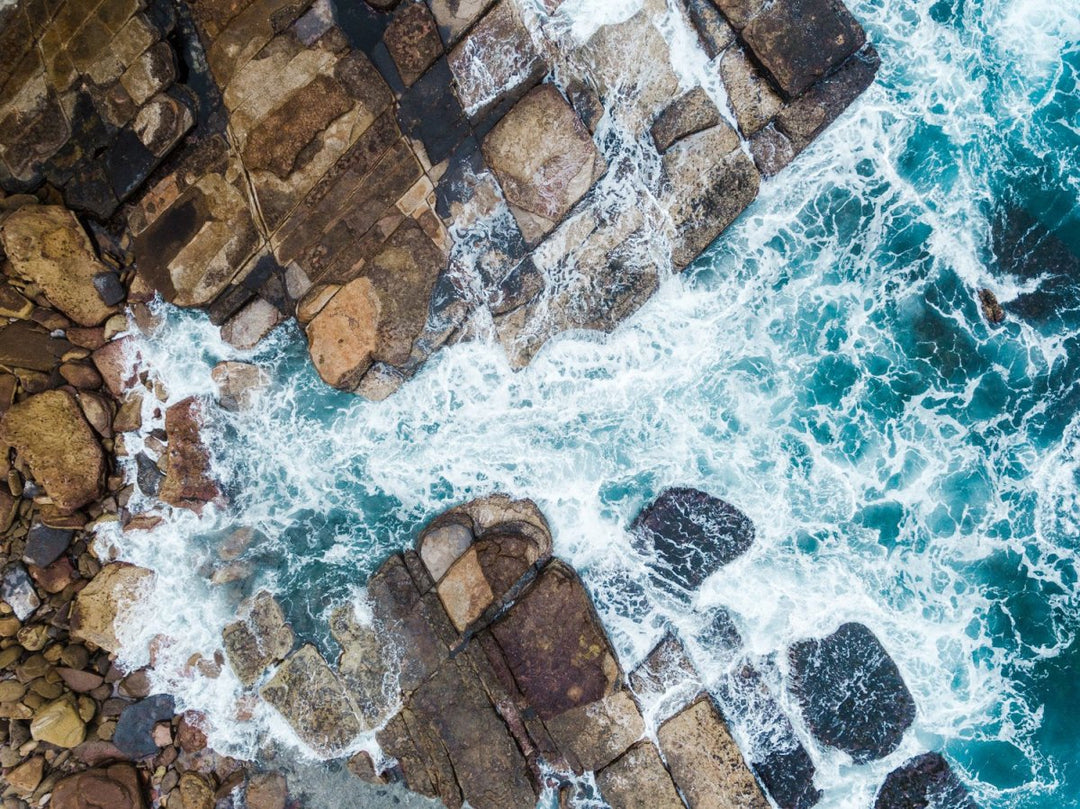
{"left": 103, "top": 0, "right": 1080, "bottom": 806}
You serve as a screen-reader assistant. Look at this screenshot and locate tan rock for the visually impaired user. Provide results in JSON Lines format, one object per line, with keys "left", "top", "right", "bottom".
{"left": 546, "top": 690, "right": 645, "bottom": 773}
{"left": 30, "top": 696, "right": 87, "bottom": 748}
{"left": 52, "top": 763, "right": 148, "bottom": 809}
{"left": 483, "top": 83, "right": 604, "bottom": 245}
{"left": 0, "top": 205, "right": 115, "bottom": 326}
{"left": 222, "top": 591, "right": 295, "bottom": 686}
{"left": 6, "top": 755, "right": 44, "bottom": 794}
{"left": 305, "top": 277, "right": 379, "bottom": 390}
{"left": 657, "top": 696, "right": 769, "bottom": 809}
{"left": 0, "top": 390, "right": 105, "bottom": 513}
{"left": 178, "top": 772, "right": 214, "bottom": 809}
{"left": 437, "top": 547, "right": 495, "bottom": 631}
{"left": 220, "top": 298, "right": 285, "bottom": 350}
{"left": 596, "top": 741, "right": 684, "bottom": 809}
{"left": 211, "top": 361, "right": 270, "bottom": 411}
{"left": 719, "top": 46, "right": 783, "bottom": 137}
{"left": 158, "top": 396, "right": 222, "bottom": 511}
{"left": 70, "top": 562, "right": 154, "bottom": 653}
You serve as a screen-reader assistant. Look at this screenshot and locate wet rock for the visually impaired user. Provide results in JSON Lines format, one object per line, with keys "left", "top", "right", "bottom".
{"left": 0, "top": 389, "right": 105, "bottom": 513}
{"left": 631, "top": 487, "right": 756, "bottom": 597}
{"left": 596, "top": 741, "right": 685, "bottom": 809}
{"left": 788, "top": 622, "right": 916, "bottom": 762}
{"left": 545, "top": 689, "right": 645, "bottom": 773}
{"left": 52, "top": 763, "right": 148, "bottom": 809}
{"left": 489, "top": 560, "right": 620, "bottom": 720}
{"left": 684, "top": 0, "right": 736, "bottom": 58}
{"left": 132, "top": 93, "right": 194, "bottom": 157}
{"left": 651, "top": 87, "right": 722, "bottom": 152}
{"left": 159, "top": 396, "right": 222, "bottom": 511}
{"left": 134, "top": 452, "right": 164, "bottom": 497}
{"left": 177, "top": 711, "right": 208, "bottom": 753}
{"left": 92, "top": 337, "right": 138, "bottom": 398}
{"left": 220, "top": 298, "right": 286, "bottom": 350}
{"left": 261, "top": 644, "right": 364, "bottom": 755}
{"left": 113, "top": 694, "right": 175, "bottom": 758}
{"left": 178, "top": 772, "right": 215, "bottom": 809}
{"left": 720, "top": 46, "right": 784, "bottom": 137}
{"left": 427, "top": 0, "right": 496, "bottom": 45}
{"left": 447, "top": 0, "right": 546, "bottom": 120}
{"left": 661, "top": 125, "right": 760, "bottom": 269}
{"left": 0, "top": 205, "right": 116, "bottom": 326}
{"left": 657, "top": 696, "right": 769, "bottom": 809}
{"left": 222, "top": 591, "right": 295, "bottom": 686}
{"left": 246, "top": 772, "right": 288, "bottom": 809}
{"left": 628, "top": 632, "right": 703, "bottom": 723}
{"left": 874, "top": 752, "right": 979, "bottom": 809}
{"left": 385, "top": 2, "right": 442, "bottom": 86}
{"left": 70, "top": 562, "right": 154, "bottom": 653}
{"left": 30, "top": 696, "right": 87, "bottom": 748}
{"left": 483, "top": 83, "right": 605, "bottom": 245}
{"left": 978, "top": 289, "right": 1004, "bottom": 325}
{"left": 24, "top": 521, "right": 73, "bottom": 567}
{"left": 741, "top": 0, "right": 866, "bottom": 97}
{"left": 211, "top": 361, "right": 270, "bottom": 411}
{"left": 305, "top": 222, "right": 443, "bottom": 392}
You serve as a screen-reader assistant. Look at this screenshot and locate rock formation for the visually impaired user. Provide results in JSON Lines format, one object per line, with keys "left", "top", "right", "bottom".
{"left": 875, "top": 752, "right": 980, "bottom": 809}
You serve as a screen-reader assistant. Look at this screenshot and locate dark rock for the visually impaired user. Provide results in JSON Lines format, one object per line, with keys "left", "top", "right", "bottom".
{"left": 384, "top": 2, "right": 442, "bottom": 86}
{"left": 207, "top": 284, "right": 256, "bottom": 326}
{"left": 112, "top": 694, "right": 175, "bottom": 758}
{"left": 397, "top": 57, "right": 469, "bottom": 164}
{"left": 104, "top": 128, "right": 159, "bottom": 202}
{"left": 93, "top": 272, "right": 127, "bottom": 306}
{"left": 651, "top": 87, "right": 722, "bottom": 152}
{"left": 684, "top": 0, "right": 736, "bottom": 58}
{"left": 874, "top": 752, "right": 979, "bottom": 809}
{"left": 489, "top": 560, "right": 620, "bottom": 720}
{"left": 24, "top": 521, "right": 74, "bottom": 567}
{"left": 0, "top": 321, "right": 71, "bottom": 371}
{"left": 741, "top": 0, "right": 866, "bottom": 97}
{"left": 630, "top": 487, "right": 755, "bottom": 596}
{"left": 52, "top": 763, "right": 147, "bottom": 809}
{"left": 134, "top": 451, "right": 164, "bottom": 497}
{"left": 788, "top": 622, "right": 916, "bottom": 762}
{"left": 978, "top": 289, "right": 1004, "bottom": 325}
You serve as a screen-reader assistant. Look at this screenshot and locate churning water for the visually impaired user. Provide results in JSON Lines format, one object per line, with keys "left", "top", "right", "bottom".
{"left": 97, "top": 0, "right": 1080, "bottom": 806}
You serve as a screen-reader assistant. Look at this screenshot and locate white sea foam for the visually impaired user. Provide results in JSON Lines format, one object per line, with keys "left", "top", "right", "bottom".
{"left": 97, "top": 0, "right": 1080, "bottom": 805}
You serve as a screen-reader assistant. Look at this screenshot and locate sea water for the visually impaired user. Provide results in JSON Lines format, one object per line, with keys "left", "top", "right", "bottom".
{"left": 97, "top": 0, "right": 1080, "bottom": 805}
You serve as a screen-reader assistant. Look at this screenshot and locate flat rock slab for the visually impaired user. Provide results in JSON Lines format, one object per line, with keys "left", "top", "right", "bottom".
{"left": 222, "top": 591, "right": 295, "bottom": 686}
{"left": 629, "top": 632, "right": 703, "bottom": 724}
{"left": 874, "top": 752, "right": 979, "bottom": 809}
{"left": 631, "top": 487, "right": 756, "bottom": 597}
{"left": 158, "top": 396, "right": 221, "bottom": 511}
{"left": 788, "top": 622, "right": 916, "bottom": 762}
{"left": 261, "top": 644, "right": 364, "bottom": 755}
{"left": 545, "top": 689, "right": 644, "bottom": 773}
{"left": 658, "top": 696, "right": 770, "bottom": 809}
{"left": 52, "top": 763, "right": 148, "bottom": 809}
{"left": 596, "top": 741, "right": 685, "bottom": 809}
{"left": 489, "top": 560, "right": 620, "bottom": 721}
{"left": 0, "top": 390, "right": 105, "bottom": 513}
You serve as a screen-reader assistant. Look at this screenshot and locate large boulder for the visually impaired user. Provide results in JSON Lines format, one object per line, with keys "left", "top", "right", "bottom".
{"left": 222, "top": 591, "right": 295, "bottom": 686}
{"left": 70, "top": 563, "right": 155, "bottom": 652}
{"left": 874, "top": 752, "right": 978, "bottom": 809}
{"left": 0, "top": 205, "right": 116, "bottom": 326}
{"left": 657, "top": 696, "right": 770, "bottom": 809}
{"left": 788, "top": 622, "right": 916, "bottom": 762}
{"left": 488, "top": 560, "right": 620, "bottom": 720}
{"left": 630, "top": 487, "right": 756, "bottom": 597}
{"left": 211, "top": 361, "right": 270, "bottom": 411}
{"left": 0, "top": 390, "right": 105, "bottom": 513}
{"left": 158, "top": 396, "right": 222, "bottom": 511}
{"left": 52, "top": 764, "right": 147, "bottom": 809}
{"left": 113, "top": 694, "right": 175, "bottom": 758}
{"left": 482, "top": 83, "right": 605, "bottom": 245}
{"left": 260, "top": 644, "right": 365, "bottom": 755}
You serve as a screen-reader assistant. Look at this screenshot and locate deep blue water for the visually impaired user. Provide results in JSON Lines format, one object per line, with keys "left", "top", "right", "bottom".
{"left": 105, "top": 0, "right": 1080, "bottom": 806}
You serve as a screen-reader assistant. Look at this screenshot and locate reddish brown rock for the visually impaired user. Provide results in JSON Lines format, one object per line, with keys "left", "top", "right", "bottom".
{"left": 246, "top": 772, "right": 288, "bottom": 809}
{"left": 0, "top": 389, "right": 105, "bottom": 512}
{"left": 158, "top": 396, "right": 221, "bottom": 511}
{"left": 385, "top": 2, "right": 442, "bottom": 86}
{"left": 52, "top": 763, "right": 147, "bottom": 809}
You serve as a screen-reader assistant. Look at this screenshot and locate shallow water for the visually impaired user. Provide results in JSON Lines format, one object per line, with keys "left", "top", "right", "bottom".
{"left": 100, "top": 0, "right": 1080, "bottom": 805}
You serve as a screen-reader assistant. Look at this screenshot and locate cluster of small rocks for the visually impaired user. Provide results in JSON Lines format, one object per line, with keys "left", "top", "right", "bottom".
{"left": 0, "top": 192, "right": 290, "bottom": 809}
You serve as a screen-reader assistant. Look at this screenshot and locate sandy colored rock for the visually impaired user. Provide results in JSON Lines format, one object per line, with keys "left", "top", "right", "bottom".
{"left": 31, "top": 696, "right": 87, "bottom": 748}
{"left": 70, "top": 562, "right": 154, "bottom": 653}
{"left": 222, "top": 591, "right": 295, "bottom": 686}
{"left": 651, "top": 87, "right": 722, "bottom": 152}
{"left": 418, "top": 513, "right": 474, "bottom": 582}
{"left": 719, "top": 46, "right": 783, "bottom": 137}
{"left": 483, "top": 83, "right": 604, "bottom": 245}
{"left": 597, "top": 741, "right": 685, "bottom": 809}
{"left": 658, "top": 696, "right": 769, "bottom": 809}
{"left": 0, "top": 205, "right": 116, "bottom": 326}
{"left": 178, "top": 772, "right": 215, "bottom": 809}
{"left": 246, "top": 772, "right": 288, "bottom": 809}
{"left": 6, "top": 755, "right": 44, "bottom": 794}
{"left": 0, "top": 390, "right": 105, "bottom": 512}
{"left": 305, "top": 277, "right": 380, "bottom": 390}
{"left": 546, "top": 689, "right": 645, "bottom": 773}
{"left": 220, "top": 298, "right": 286, "bottom": 350}
{"left": 211, "top": 361, "right": 271, "bottom": 411}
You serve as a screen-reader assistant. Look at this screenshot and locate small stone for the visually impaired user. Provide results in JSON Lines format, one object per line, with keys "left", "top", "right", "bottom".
{"left": 151, "top": 721, "right": 171, "bottom": 747}
{"left": 245, "top": 772, "right": 288, "bottom": 809}
{"left": 56, "top": 667, "right": 105, "bottom": 693}
{"left": 178, "top": 772, "right": 214, "bottom": 809}
{"left": 93, "top": 272, "right": 127, "bottom": 306}
{"left": 5, "top": 755, "right": 44, "bottom": 794}
{"left": 24, "top": 522, "right": 73, "bottom": 567}
{"left": 177, "top": 711, "right": 207, "bottom": 753}
{"left": 112, "top": 694, "right": 175, "bottom": 758}
{"left": 1, "top": 565, "right": 40, "bottom": 621}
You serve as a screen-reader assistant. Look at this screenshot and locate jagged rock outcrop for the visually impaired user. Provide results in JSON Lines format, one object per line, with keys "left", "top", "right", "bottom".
{"left": 875, "top": 752, "right": 979, "bottom": 809}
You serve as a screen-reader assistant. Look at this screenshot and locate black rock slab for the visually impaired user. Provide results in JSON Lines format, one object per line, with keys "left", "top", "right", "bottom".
{"left": 113, "top": 694, "right": 175, "bottom": 758}
{"left": 397, "top": 57, "right": 470, "bottom": 164}
{"left": 788, "top": 622, "right": 916, "bottom": 763}
{"left": 630, "top": 487, "right": 755, "bottom": 597}
{"left": 875, "top": 752, "right": 979, "bottom": 809}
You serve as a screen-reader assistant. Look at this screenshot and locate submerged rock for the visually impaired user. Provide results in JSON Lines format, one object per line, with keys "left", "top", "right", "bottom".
{"left": 875, "top": 752, "right": 979, "bottom": 809}
{"left": 222, "top": 591, "right": 295, "bottom": 686}
{"left": 788, "top": 622, "right": 916, "bottom": 762}
{"left": 631, "top": 487, "right": 756, "bottom": 597}
{"left": 0, "top": 389, "right": 106, "bottom": 513}
{"left": 211, "top": 361, "right": 270, "bottom": 411}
